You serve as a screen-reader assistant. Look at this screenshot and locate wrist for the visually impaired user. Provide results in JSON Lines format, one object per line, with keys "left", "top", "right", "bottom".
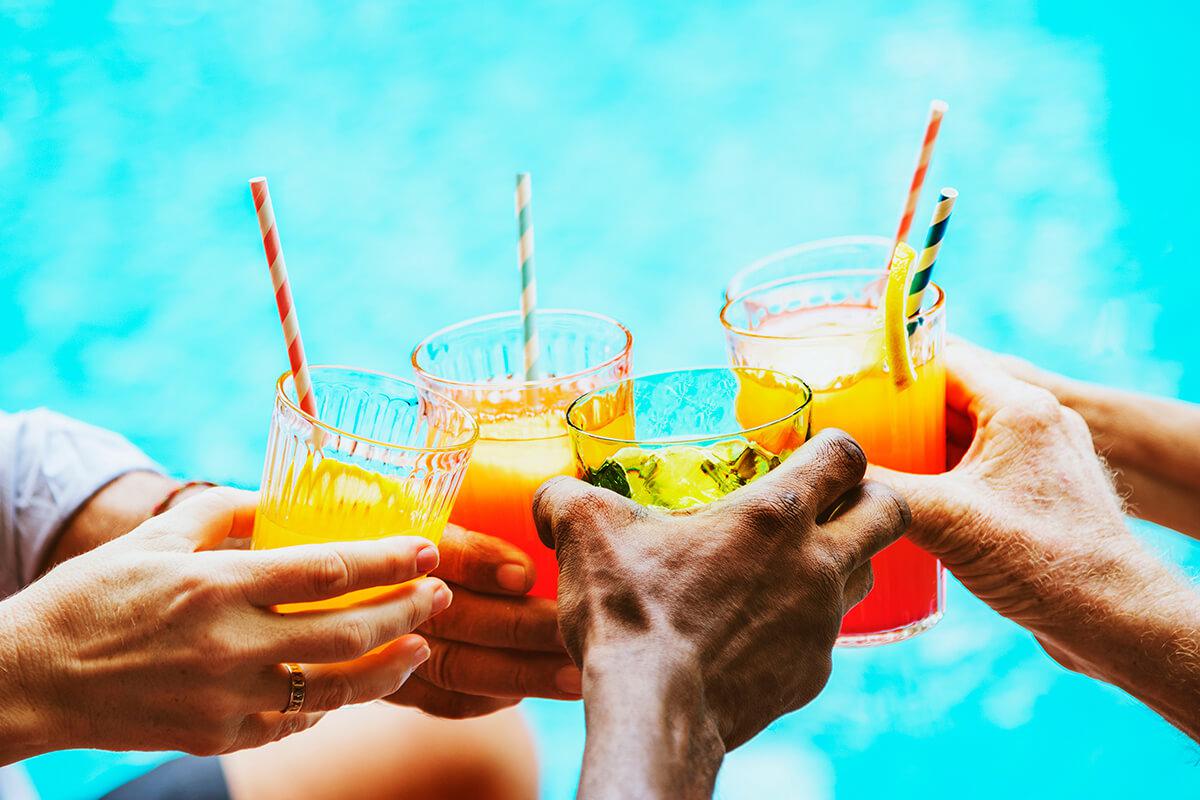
{"left": 44, "top": 472, "right": 180, "bottom": 573}
{"left": 1034, "top": 549, "right": 1200, "bottom": 731}
{"left": 579, "top": 635, "right": 724, "bottom": 800}
{"left": 0, "top": 597, "right": 59, "bottom": 764}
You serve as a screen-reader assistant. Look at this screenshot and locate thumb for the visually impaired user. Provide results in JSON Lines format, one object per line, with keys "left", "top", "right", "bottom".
{"left": 137, "top": 487, "right": 259, "bottom": 552}
{"left": 865, "top": 465, "right": 971, "bottom": 559}
{"left": 531, "top": 475, "right": 642, "bottom": 550}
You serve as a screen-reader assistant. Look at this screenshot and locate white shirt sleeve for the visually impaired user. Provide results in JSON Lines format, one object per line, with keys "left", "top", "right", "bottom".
{"left": 0, "top": 763, "right": 39, "bottom": 800}
{"left": 0, "top": 409, "right": 162, "bottom": 600}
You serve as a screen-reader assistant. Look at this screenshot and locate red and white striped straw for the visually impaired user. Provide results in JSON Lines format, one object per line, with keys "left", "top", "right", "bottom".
{"left": 249, "top": 177, "right": 319, "bottom": 419}
{"left": 891, "top": 99, "right": 948, "bottom": 249}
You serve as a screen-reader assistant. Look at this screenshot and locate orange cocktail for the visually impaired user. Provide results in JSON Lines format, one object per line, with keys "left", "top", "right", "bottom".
{"left": 723, "top": 244, "right": 947, "bottom": 646}
{"left": 252, "top": 366, "right": 477, "bottom": 612}
{"left": 412, "top": 310, "right": 633, "bottom": 598}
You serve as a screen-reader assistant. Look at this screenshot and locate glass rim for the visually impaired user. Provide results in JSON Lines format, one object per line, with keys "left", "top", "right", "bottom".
{"left": 719, "top": 269, "right": 946, "bottom": 343}
{"left": 275, "top": 364, "right": 480, "bottom": 453}
{"left": 410, "top": 308, "right": 634, "bottom": 392}
{"left": 724, "top": 234, "right": 895, "bottom": 302}
{"left": 566, "top": 365, "right": 813, "bottom": 447}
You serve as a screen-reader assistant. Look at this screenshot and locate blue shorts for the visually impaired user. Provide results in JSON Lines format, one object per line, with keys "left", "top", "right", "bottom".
{"left": 97, "top": 757, "right": 229, "bottom": 800}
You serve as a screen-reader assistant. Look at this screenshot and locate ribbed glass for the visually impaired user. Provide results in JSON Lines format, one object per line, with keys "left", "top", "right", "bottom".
{"left": 253, "top": 366, "right": 477, "bottom": 612}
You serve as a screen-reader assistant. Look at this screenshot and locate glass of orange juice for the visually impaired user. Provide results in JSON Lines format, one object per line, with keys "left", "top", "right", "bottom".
{"left": 722, "top": 240, "right": 947, "bottom": 646}
{"left": 412, "top": 310, "right": 633, "bottom": 599}
{"left": 252, "top": 365, "right": 478, "bottom": 612}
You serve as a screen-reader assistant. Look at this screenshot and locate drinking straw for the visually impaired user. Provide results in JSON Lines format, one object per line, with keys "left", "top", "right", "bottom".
{"left": 905, "top": 187, "right": 958, "bottom": 333}
{"left": 890, "top": 99, "right": 948, "bottom": 252}
{"left": 515, "top": 172, "right": 542, "bottom": 381}
{"left": 249, "top": 177, "right": 319, "bottom": 419}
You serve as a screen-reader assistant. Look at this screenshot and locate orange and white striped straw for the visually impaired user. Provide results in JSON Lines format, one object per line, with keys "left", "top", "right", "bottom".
{"left": 891, "top": 99, "right": 948, "bottom": 250}
{"left": 249, "top": 177, "right": 319, "bottom": 419}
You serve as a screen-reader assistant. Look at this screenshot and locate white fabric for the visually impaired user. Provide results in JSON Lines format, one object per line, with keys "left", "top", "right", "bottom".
{"left": 0, "top": 409, "right": 161, "bottom": 600}
{"left": 0, "top": 763, "right": 38, "bottom": 800}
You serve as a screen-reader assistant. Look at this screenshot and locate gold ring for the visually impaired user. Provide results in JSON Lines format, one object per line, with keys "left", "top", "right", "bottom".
{"left": 281, "top": 663, "right": 306, "bottom": 714}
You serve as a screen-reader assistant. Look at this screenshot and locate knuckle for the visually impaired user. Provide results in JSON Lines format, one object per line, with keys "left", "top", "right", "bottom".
{"left": 1059, "top": 406, "right": 1093, "bottom": 441}
{"left": 819, "top": 429, "right": 867, "bottom": 477}
{"left": 861, "top": 480, "right": 912, "bottom": 532}
{"left": 314, "top": 668, "right": 357, "bottom": 710}
{"left": 167, "top": 567, "right": 223, "bottom": 613}
{"left": 429, "top": 693, "right": 481, "bottom": 720}
{"left": 556, "top": 490, "right": 611, "bottom": 530}
{"left": 736, "top": 491, "right": 802, "bottom": 532}
{"left": 993, "top": 390, "right": 1060, "bottom": 431}
{"left": 401, "top": 582, "right": 437, "bottom": 628}
{"left": 420, "top": 642, "right": 456, "bottom": 689}
{"left": 186, "top": 726, "right": 235, "bottom": 757}
{"left": 331, "top": 618, "right": 374, "bottom": 661}
{"left": 308, "top": 550, "right": 355, "bottom": 598}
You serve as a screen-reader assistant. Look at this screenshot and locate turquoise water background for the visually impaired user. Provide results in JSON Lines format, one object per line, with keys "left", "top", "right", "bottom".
{"left": 3, "top": 1, "right": 1198, "bottom": 796}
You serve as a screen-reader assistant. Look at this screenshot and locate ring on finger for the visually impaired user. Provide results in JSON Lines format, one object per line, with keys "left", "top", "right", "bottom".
{"left": 281, "top": 662, "right": 306, "bottom": 714}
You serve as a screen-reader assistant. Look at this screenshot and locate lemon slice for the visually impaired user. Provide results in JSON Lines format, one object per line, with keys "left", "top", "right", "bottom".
{"left": 883, "top": 242, "right": 918, "bottom": 389}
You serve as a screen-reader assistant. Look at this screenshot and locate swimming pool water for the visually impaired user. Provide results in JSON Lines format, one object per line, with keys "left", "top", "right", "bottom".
{"left": 3, "top": 2, "right": 1197, "bottom": 796}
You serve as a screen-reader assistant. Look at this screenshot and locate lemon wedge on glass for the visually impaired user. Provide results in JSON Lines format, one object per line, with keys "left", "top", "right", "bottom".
{"left": 883, "top": 242, "right": 918, "bottom": 390}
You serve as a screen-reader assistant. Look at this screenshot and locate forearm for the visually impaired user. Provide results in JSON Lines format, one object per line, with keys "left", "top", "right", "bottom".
{"left": 1052, "top": 380, "right": 1200, "bottom": 537}
{"left": 1038, "top": 552, "right": 1200, "bottom": 741}
{"left": 579, "top": 639, "right": 724, "bottom": 800}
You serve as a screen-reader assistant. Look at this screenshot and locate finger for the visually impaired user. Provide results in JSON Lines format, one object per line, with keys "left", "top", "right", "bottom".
{"left": 141, "top": 487, "right": 258, "bottom": 552}
{"left": 532, "top": 475, "right": 643, "bottom": 550}
{"left": 434, "top": 524, "right": 537, "bottom": 595}
{"left": 843, "top": 562, "right": 874, "bottom": 614}
{"left": 261, "top": 577, "right": 453, "bottom": 663}
{"left": 417, "top": 636, "right": 582, "bottom": 700}
{"left": 245, "top": 634, "right": 431, "bottom": 714}
{"left": 384, "top": 674, "right": 520, "bottom": 720}
{"left": 227, "top": 710, "right": 325, "bottom": 753}
{"left": 235, "top": 536, "right": 440, "bottom": 606}
{"left": 419, "top": 587, "right": 564, "bottom": 652}
{"left": 817, "top": 479, "right": 910, "bottom": 570}
{"left": 945, "top": 341, "right": 1058, "bottom": 425}
{"left": 730, "top": 428, "right": 868, "bottom": 523}
{"left": 866, "top": 465, "right": 971, "bottom": 558}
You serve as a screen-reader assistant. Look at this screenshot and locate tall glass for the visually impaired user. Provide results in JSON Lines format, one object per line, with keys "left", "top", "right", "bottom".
{"left": 412, "top": 310, "right": 633, "bottom": 598}
{"left": 253, "top": 365, "right": 478, "bottom": 612}
{"left": 567, "top": 367, "right": 812, "bottom": 510}
{"left": 722, "top": 244, "right": 947, "bottom": 646}
{"left": 724, "top": 235, "right": 893, "bottom": 301}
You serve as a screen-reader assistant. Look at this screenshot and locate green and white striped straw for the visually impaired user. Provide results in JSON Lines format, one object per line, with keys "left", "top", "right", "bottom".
{"left": 515, "top": 172, "right": 541, "bottom": 380}
{"left": 906, "top": 187, "right": 957, "bottom": 335}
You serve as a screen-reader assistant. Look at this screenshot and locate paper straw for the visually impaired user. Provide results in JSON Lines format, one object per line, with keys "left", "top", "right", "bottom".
{"left": 249, "top": 177, "right": 319, "bottom": 419}
{"left": 906, "top": 187, "right": 957, "bottom": 330}
{"left": 515, "top": 172, "right": 541, "bottom": 381}
{"left": 890, "top": 100, "right": 948, "bottom": 253}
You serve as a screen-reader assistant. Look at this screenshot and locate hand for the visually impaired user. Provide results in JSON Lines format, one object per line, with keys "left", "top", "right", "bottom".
{"left": 535, "top": 429, "right": 909, "bottom": 760}
{"left": 384, "top": 523, "right": 580, "bottom": 718}
{"left": 870, "top": 342, "right": 1146, "bottom": 658}
{"left": 991, "top": 348, "right": 1200, "bottom": 539}
{"left": 870, "top": 342, "right": 1200, "bottom": 741}
{"left": 0, "top": 488, "right": 450, "bottom": 763}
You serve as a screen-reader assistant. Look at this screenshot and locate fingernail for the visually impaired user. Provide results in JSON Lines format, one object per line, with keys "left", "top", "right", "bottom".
{"left": 413, "top": 643, "right": 432, "bottom": 666}
{"left": 416, "top": 545, "right": 440, "bottom": 573}
{"left": 555, "top": 665, "right": 583, "bottom": 695}
{"left": 431, "top": 583, "right": 453, "bottom": 613}
{"left": 496, "top": 563, "right": 530, "bottom": 593}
